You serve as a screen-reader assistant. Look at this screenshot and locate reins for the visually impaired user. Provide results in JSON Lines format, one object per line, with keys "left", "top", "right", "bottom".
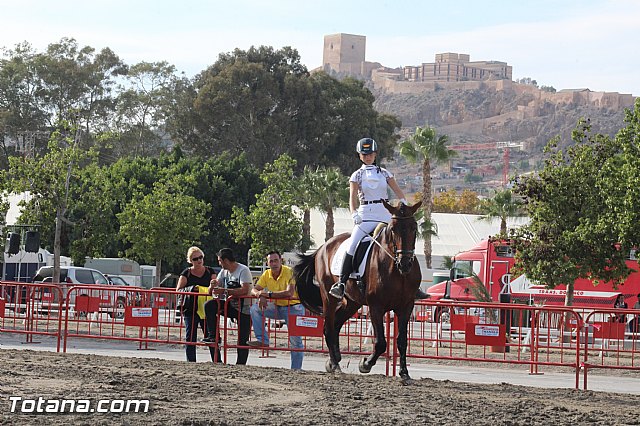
{"left": 356, "top": 213, "right": 417, "bottom": 265}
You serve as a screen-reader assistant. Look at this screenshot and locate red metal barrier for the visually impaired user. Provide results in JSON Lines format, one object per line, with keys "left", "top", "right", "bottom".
{"left": 582, "top": 308, "right": 640, "bottom": 390}
{"left": 0, "top": 281, "right": 64, "bottom": 351}
{"left": 405, "top": 300, "right": 583, "bottom": 387}
{"left": 4, "top": 280, "right": 638, "bottom": 390}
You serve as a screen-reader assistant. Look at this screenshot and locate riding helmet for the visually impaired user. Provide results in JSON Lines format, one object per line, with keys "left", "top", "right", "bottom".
{"left": 356, "top": 138, "right": 377, "bottom": 154}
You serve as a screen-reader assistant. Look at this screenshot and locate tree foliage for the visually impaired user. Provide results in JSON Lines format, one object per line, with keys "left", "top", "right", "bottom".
{"left": 118, "top": 183, "right": 209, "bottom": 286}
{"left": 173, "top": 46, "right": 401, "bottom": 172}
{"left": 299, "top": 166, "right": 349, "bottom": 242}
{"left": 513, "top": 100, "right": 640, "bottom": 305}
{"left": 399, "top": 125, "right": 456, "bottom": 267}
{"left": 1, "top": 121, "right": 96, "bottom": 280}
{"left": 228, "top": 154, "right": 302, "bottom": 262}
{"left": 478, "top": 189, "right": 524, "bottom": 235}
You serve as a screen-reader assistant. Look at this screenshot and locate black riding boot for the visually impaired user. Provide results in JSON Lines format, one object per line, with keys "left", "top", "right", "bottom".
{"left": 415, "top": 288, "right": 431, "bottom": 300}
{"left": 329, "top": 254, "right": 353, "bottom": 299}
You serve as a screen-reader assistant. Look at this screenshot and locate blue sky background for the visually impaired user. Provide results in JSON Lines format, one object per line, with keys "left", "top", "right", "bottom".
{"left": 2, "top": 0, "right": 638, "bottom": 95}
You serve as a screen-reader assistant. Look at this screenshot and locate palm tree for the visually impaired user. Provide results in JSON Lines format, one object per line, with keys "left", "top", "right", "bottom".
{"left": 299, "top": 166, "right": 349, "bottom": 244}
{"left": 478, "top": 189, "right": 524, "bottom": 235}
{"left": 399, "top": 125, "right": 455, "bottom": 268}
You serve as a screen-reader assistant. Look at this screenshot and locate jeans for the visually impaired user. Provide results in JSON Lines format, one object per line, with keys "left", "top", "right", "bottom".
{"left": 183, "top": 312, "right": 217, "bottom": 362}
{"left": 203, "top": 299, "right": 250, "bottom": 365}
{"left": 250, "top": 302, "right": 305, "bottom": 370}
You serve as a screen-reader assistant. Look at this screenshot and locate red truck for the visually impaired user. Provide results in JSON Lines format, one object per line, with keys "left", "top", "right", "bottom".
{"left": 426, "top": 239, "right": 640, "bottom": 321}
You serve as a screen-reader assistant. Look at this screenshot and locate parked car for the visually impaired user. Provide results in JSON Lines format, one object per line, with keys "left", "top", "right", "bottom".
{"left": 104, "top": 274, "right": 130, "bottom": 286}
{"left": 33, "top": 266, "right": 110, "bottom": 285}
{"left": 32, "top": 266, "right": 127, "bottom": 319}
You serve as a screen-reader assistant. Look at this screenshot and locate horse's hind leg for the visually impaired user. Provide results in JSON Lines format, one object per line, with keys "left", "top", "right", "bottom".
{"left": 323, "top": 297, "right": 342, "bottom": 372}
{"left": 359, "top": 307, "right": 387, "bottom": 374}
{"left": 325, "top": 299, "right": 361, "bottom": 373}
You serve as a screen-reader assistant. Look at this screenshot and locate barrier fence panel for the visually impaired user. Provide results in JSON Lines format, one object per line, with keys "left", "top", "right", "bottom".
{"left": 222, "top": 296, "right": 388, "bottom": 372}
{"left": 5, "top": 279, "right": 638, "bottom": 389}
{"left": 405, "top": 300, "right": 583, "bottom": 387}
{"left": 0, "top": 281, "right": 64, "bottom": 351}
{"left": 582, "top": 308, "right": 640, "bottom": 390}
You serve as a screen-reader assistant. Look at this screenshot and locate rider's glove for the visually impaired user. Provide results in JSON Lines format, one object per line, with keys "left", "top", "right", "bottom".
{"left": 399, "top": 198, "right": 407, "bottom": 205}
{"left": 352, "top": 212, "right": 363, "bottom": 225}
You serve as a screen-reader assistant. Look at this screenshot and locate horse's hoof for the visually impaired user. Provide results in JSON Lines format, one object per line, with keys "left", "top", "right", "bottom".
{"left": 401, "top": 377, "right": 414, "bottom": 386}
{"left": 325, "top": 359, "right": 341, "bottom": 373}
{"left": 400, "top": 371, "right": 413, "bottom": 385}
{"left": 359, "top": 357, "right": 372, "bottom": 374}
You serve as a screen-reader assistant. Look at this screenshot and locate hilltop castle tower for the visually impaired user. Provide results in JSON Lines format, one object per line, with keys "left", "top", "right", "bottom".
{"left": 322, "top": 33, "right": 381, "bottom": 78}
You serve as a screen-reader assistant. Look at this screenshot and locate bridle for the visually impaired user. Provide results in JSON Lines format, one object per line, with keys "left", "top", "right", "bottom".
{"left": 362, "top": 214, "right": 417, "bottom": 269}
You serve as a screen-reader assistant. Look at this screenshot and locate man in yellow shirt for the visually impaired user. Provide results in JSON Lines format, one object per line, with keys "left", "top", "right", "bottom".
{"left": 248, "top": 250, "right": 305, "bottom": 369}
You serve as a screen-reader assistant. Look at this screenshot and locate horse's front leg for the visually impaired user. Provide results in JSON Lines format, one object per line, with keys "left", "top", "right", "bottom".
{"left": 359, "top": 307, "right": 386, "bottom": 374}
{"left": 395, "top": 307, "right": 413, "bottom": 382}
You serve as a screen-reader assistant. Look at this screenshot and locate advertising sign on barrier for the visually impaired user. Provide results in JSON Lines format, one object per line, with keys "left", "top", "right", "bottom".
{"left": 288, "top": 315, "right": 324, "bottom": 337}
{"left": 464, "top": 323, "right": 506, "bottom": 346}
{"left": 75, "top": 295, "right": 101, "bottom": 313}
{"left": 592, "top": 321, "right": 626, "bottom": 339}
{"left": 415, "top": 311, "right": 431, "bottom": 322}
{"left": 450, "top": 313, "right": 481, "bottom": 331}
{"left": 124, "top": 307, "right": 158, "bottom": 327}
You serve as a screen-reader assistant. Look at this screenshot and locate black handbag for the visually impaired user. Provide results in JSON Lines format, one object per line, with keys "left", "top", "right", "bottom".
{"left": 177, "top": 284, "right": 198, "bottom": 317}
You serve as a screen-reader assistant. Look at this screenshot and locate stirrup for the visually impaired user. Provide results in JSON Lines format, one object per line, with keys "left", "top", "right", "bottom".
{"left": 329, "top": 282, "right": 345, "bottom": 299}
{"left": 415, "top": 288, "right": 431, "bottom": 300}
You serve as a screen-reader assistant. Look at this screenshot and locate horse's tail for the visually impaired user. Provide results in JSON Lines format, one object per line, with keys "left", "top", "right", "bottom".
{"left": 294, "top": 251, "right": 323, "bottom": 315}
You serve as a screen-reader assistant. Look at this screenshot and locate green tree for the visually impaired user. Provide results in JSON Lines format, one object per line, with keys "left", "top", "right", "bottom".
{"left": 0, "top": 42, "right": 50, "bottom": 164}
{"left": 301, "top": 166, "right": 349, "bottom": 242}
{"left": 106, "top": 61, "right": 179, "bottom": 158}
{"left": 478, "top": 189, "right": 524, "bottom": 235}
{"left": 512, "top": 102, "right": 640, "bottom": 306}
{"left": 0, "top": 194, "right": 8, "bottom": 253}
{"left": 399, "top": 125, "right": 456, "bottom": 268}
{"left": 228, "top": 154, "right": 302, "bottom": 262}
{"left": 118, "top": 183, "right": 209, "bottom": 286}
{"left": 1, "top": 121, "right": 95, "bottom": 282}
{"left": 171, "top": 49, "right": 401, "bottom": 172}
{"left": 31, "top": 38, "right": 125, "bottom": 140}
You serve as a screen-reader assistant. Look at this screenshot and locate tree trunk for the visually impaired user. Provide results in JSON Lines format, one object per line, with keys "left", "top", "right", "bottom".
{"left": 302, "top": 208, "right": 311, "bottom": 248}
{"left": 325, "top": 207, "right": 335, "bottom": 242}
{"left": 500, "top": 217, "right": 507, "bottom": 235}
{"left": 423, "top": 158, "right": 432, "bottom": 268}
{"left": 562, "top": 281, "right": 575, "bottom": 343}
{"left": 155, "top": 259, "right": 162, "bottom": 287}
{"left": 53, "top": 206, "right": 62, "bottom": 284}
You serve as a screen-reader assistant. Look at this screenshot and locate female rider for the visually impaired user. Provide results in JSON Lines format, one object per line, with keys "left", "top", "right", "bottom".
{"left": 329, "top": 138, "right": 429, "bottom": 300}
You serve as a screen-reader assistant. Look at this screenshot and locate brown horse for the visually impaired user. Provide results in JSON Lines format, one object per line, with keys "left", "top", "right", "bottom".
{"left": 294, "top": 200, "right": 422, "bottom": 381}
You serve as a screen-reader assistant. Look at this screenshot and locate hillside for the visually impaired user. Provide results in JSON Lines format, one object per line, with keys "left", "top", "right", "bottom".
{"left": 371, "top": 81, "right": 634, "bottom": 192}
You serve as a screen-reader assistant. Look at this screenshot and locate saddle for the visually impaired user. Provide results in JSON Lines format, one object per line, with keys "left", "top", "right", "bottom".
{"left": 330, "top": 223, "right": 386, "bottom": 285}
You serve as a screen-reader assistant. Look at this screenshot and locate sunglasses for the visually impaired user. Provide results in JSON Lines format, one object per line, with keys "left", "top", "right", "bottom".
{"left": 191, "top": 255, "right": 204, "bottom": 262}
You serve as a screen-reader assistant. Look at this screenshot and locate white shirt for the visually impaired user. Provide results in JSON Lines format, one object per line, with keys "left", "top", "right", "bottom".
{"left": 350, "top": 164, "right": 393, "bottom": 222}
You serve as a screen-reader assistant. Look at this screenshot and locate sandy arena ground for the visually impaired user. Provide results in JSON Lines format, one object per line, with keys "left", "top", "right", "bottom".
{"left": 1, "top": 348, "right": 640, "bottom": 425}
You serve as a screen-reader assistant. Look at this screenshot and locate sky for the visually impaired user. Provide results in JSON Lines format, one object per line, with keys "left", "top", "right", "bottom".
{"left": 1, "top": 0, "right": 639, "bottom": 96}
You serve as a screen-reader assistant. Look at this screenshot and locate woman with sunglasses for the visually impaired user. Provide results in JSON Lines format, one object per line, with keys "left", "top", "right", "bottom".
{"left": 176, "top": 246, "right": 217, "bottom": 362}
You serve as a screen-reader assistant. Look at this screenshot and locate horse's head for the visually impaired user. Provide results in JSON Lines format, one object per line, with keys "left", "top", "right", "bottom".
{"left": 382, "top": 200, "right": 422, "bottom": 275}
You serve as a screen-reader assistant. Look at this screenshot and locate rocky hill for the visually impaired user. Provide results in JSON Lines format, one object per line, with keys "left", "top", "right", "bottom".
{"left": 370, "top": 80, "right": 635, "bottom": 192}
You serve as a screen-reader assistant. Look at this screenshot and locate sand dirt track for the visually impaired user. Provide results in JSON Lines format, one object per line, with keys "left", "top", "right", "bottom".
{"left": 1, "top": 349, "right": 640, "bottom": 425}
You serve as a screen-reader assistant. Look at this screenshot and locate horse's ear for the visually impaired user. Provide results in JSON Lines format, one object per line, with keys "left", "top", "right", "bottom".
{"left": 408, "top": 200, "right": 422, "bottom": 215}
{"left": 382, "top": 199, "right": 398, "bottom": 215}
